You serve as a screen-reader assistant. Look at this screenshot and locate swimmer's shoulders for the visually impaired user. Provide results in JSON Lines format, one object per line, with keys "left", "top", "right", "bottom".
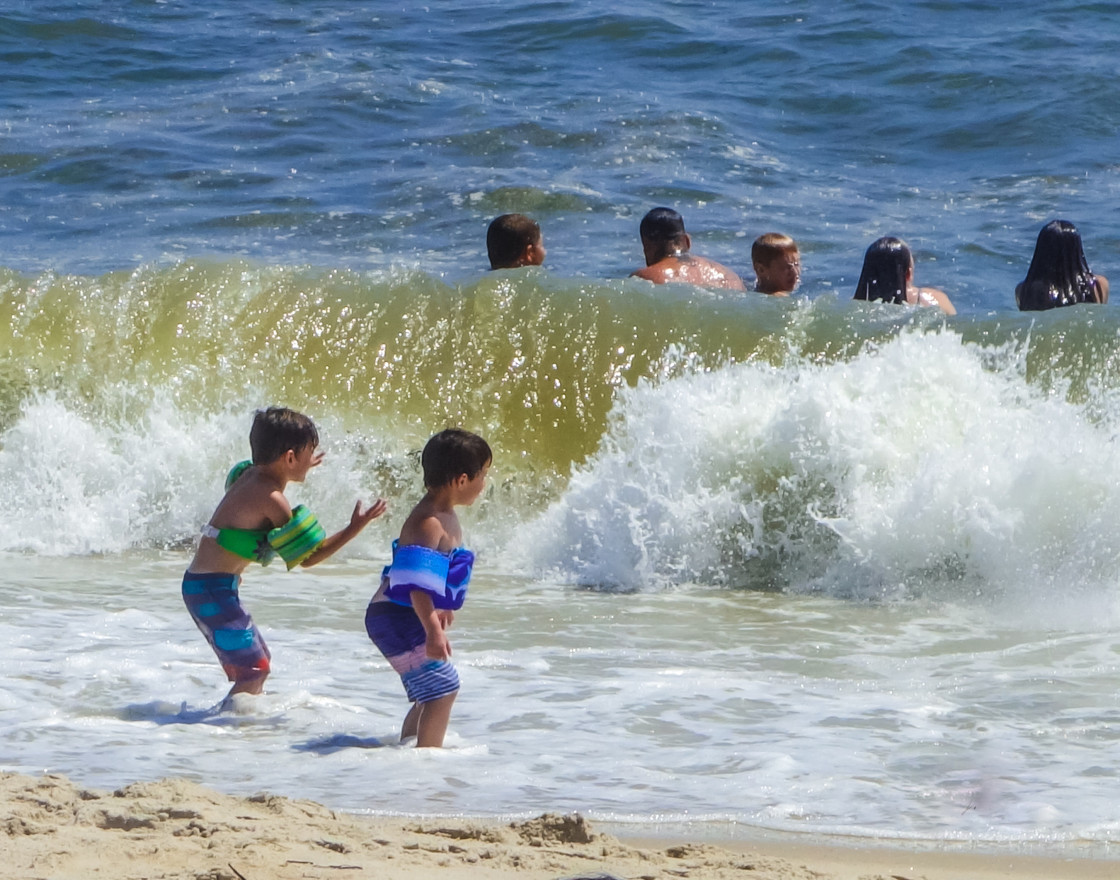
{"left": 631, "top": 264, "right": 675, "bottom": 283}
{"left": 699, "top": 259, "right": 745, "bottom": 290}
{"left": 921, "top": 286, "right": 956, "bottom": 315}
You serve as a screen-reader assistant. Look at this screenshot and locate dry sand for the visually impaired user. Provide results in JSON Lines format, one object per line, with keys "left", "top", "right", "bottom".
{"left": 2, "top": 771, "right": 1114, "bottom": 880}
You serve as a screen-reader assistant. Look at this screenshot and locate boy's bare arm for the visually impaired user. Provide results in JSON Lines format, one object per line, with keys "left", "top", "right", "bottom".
{"left": 299, "top": 498, "right": 388, "bottom": 567}
{"left": 411, "top": 590, "right": 451, "bottom": 659}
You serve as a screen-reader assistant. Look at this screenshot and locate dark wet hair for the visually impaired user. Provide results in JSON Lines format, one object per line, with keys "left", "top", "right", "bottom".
{"left": 853, "top": 236, "right": 912, "bottom": 304}
{"left": 250, "top": 407, "right": 319, "bottom": 464}
{"left": 487, "top": 213, "right": 541, "bottom": 269}
{"left": 422, "top": 428, "right": 492, "bottom": 489}
{"left": 1016, "top": 220, "right": 1099, "bottom": 311}
{"left": 639, "top": 207, "right": 688, "bottom": 256}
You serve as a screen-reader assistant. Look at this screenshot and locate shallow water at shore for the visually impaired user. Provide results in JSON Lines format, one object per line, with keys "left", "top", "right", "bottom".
{"left": 6, "top": 547, "right": 1120, "bottom": 847}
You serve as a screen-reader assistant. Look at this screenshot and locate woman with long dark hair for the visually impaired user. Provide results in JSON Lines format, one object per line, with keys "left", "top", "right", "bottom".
{"left": 853, "top": 236, "right": 955, "bottom": 315}
{"left": 1015, "top": 220, "right": 1109, "bottom": 311}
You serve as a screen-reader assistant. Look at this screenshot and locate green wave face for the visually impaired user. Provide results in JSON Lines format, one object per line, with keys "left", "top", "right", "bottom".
{"left": 3, "top": 260, "right": 1120, "bottom": 566}
{"left": 0, "top": 262, "right": 819, "bottom": 469}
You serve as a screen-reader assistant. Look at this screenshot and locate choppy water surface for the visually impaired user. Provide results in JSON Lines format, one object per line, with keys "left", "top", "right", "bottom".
{"left": 3, "top": 2, "right": 1120, "bottom": 308}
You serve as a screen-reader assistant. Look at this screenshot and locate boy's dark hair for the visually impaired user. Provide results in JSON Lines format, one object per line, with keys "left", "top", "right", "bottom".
{"left": 422, "top": 428, "right": 492, "bottom": 488}
{"left": 487, "top": 213, "right": 541, "bottom": 269}
{"left": 250, "top": 407, "right": 319, "bottom": 464}
{"left": 751, "top": 232, "right": 798, "bottom": 266}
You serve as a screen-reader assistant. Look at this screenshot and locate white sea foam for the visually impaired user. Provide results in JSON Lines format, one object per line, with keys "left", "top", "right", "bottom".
{"left": 523, "top": 327, "right": 1120, "bottom": 619}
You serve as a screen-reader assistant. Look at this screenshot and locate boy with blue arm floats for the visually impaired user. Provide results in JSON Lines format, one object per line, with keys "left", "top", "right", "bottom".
{"left": 184, "top": 407, "right": 387, "bottom": 705}
{"left": 365, "top": 428, "right": 491, "bottom": 748}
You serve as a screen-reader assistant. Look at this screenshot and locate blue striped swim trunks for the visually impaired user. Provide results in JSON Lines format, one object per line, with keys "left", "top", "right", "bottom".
{"left": 182, "top": 571, "right": 270, "bottom": 682}
{"left": 365, "top": 599, "right": 460, "bottom": 704}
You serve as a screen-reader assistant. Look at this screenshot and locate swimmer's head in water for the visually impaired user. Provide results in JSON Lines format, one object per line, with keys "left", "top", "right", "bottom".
{"left": 487, "top": 213, "right": 544, "bottom": 269}
{"left": 853, "top": 236, "right": 911, "bottom": 304}
{"left": 639, "top": 207, "right": 689, "bottom": 262}
{"left": 1017, "top": 219, "right": 1097, "bottom": 310}
{"left": 752, "top": 232, "right": 801, "bottom": 293}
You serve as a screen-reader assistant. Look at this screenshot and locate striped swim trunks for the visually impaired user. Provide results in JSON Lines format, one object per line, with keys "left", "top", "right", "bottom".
{"left": 365, "top": 599, "right": 460, "bottom": 704}
{"left": 182, "top": 571, "right": 271, "bottom": 682}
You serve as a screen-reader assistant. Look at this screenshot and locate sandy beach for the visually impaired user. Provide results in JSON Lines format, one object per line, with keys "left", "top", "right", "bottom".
{"left": 2, "top": 771, "right": 1115, "bottom": 880}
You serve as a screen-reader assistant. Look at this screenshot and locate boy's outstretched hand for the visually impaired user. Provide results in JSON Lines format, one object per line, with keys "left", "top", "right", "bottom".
{"left": 352, "top": 498, "right": 388, "bottom": 529}
{"left": 299, "top": 498, "right": 388, "bottom": 568}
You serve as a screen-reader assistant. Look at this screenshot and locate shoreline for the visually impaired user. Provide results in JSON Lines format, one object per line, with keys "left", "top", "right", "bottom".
{"left": 622, "top": 833, "right": 1120, "bottom": 880}
{"left": 3, "top": 771, "right": 1117, "bottom": 880}
{"left": 609, "top": 820, "right": 1120, "bottom": 862}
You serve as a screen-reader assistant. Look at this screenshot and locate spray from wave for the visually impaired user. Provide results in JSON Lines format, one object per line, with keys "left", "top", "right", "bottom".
{"left": 522, "top": 326, "right": 1120, "bottom": 607}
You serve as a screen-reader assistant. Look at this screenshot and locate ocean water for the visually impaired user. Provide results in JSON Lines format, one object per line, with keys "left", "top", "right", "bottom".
{"left": 4, "top": 0, "right": 1120, "bottom": 855}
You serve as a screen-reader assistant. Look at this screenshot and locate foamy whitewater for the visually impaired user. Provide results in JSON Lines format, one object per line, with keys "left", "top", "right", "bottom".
{"left": 3, "top": 0, "right": 1120, "bottom": 857}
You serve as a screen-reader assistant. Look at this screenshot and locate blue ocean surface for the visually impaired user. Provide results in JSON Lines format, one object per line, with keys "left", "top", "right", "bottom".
{"left": 2, "top": 1, "right": 1118, "bottom": 308}
{"left": 3, "top": 0, "right": 1120, "bottom": 856}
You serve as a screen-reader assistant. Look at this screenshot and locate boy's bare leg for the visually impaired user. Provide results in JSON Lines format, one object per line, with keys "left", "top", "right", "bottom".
{"left": 222, "top": 672, "right": 268, "bottom": 708}
{"left": 400, "top": 702, "right": 422, "bottom": 740}
{"left": 416, "top": 692, "right": 456, "bottom": 748}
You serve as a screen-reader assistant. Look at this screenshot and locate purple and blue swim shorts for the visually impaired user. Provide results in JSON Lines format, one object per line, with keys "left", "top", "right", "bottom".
{"left": 182, "top": 571, "right": 271, "bottom": 682}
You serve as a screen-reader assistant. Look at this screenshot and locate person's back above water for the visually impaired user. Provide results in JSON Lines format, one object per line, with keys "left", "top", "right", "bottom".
{"left": 486, "top": 213, "right": 546, "bottom": 270}
{"left": 630, "top": 207, "right": 745, "bottom": 291}
{"left": 1015, "top": 219, "right": 1109, "bottom": 311}
{"left": 852, "top": 236, "right": 955, "bottom": 315}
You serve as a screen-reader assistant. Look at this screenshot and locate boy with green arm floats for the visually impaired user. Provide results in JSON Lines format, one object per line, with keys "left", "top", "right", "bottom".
{"left": 184, "top": 407, "right": 387, "bottom": 706}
